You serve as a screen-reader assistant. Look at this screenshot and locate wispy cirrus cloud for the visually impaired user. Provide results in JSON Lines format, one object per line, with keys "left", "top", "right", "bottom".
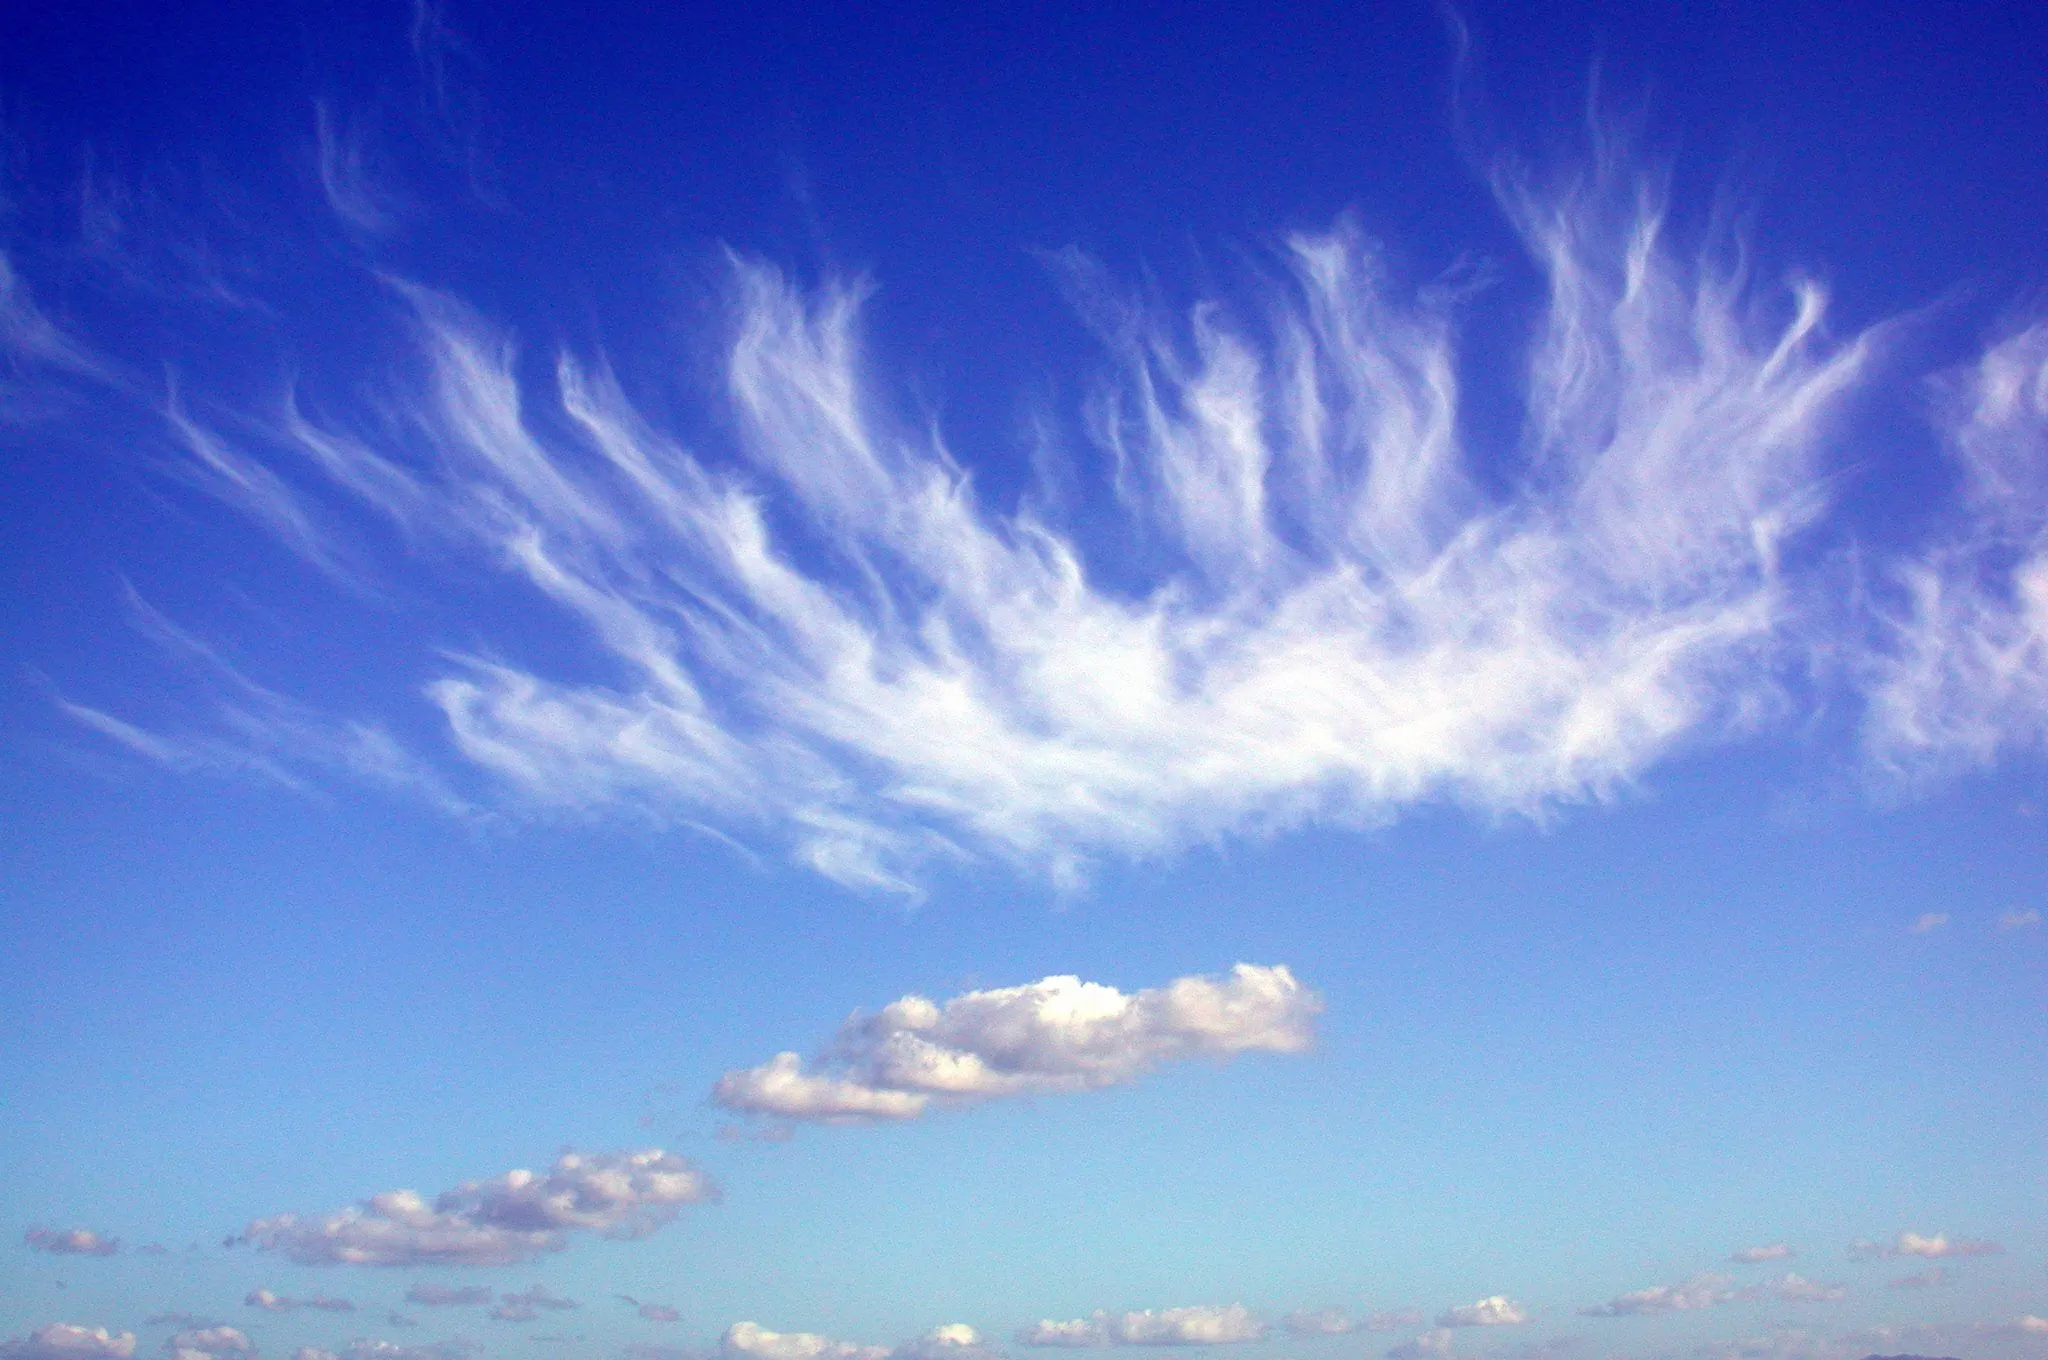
{"left": 48, "top": 144, "right": 1926, "bottom": 893}
{"left": 1017, "top": 1306, "right": 1263, "bottom": 1347}
{"left": 241, "top": 1148, "right": 714, "bottom": 1266}
{"left": 713, "top": 964, "right": 1317, "bottom": 1123}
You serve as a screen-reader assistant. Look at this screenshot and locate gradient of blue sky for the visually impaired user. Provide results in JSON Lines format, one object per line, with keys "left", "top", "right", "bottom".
{"left": 2, "top": 3, "right": 2046, "bottom": 1360}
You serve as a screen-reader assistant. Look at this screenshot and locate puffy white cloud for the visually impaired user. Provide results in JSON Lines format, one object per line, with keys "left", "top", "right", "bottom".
{"left": 715, "top": 964, "right": 1317, "bottom": 1122}
{"left": 1731, "top": 1244, "right": 1796, "bottom": 1264}
{"left": 721, "top": 1323, "right": 887, "bottom": 1360}
{"left": 1849, "top": 1232, "right": 2003, "bottom": 1260}
{"left": 1763, "top": 1275, "right": 1845, "bottom": 1304}
{"left": 243, "top": 1148, "right": 714, "bottom": 1266}
{"left": 892, "top": 1326, "right": 1000, "bottom": 1360}
{"left": 0, "top": 1328, "right": 137, "bottom": 1360}
{"left": 244, "top": 1292, "right": 353, "bottom": 1313}
{"left": 80, "top": 150, "right": 1894, "bottom": 893}
{"left": 402, "top": 1286, "right": 492, "bottom": 1307}
{"left": 1435, "top": 1298, "right": 1528, "bottom": 1328}
{"left": 164, "top": 1329, "right": 254, "bottom": 1360}
{"left": 1864, "top": 323, "right": 2048, "bottom": 775}
{"left": 1017, "top": 1309, "right": 1262, "bottom": 1348}
{"left": 1581, "top": 1274, "right": 1738, "bottom": 1317}
{"left": 490, "top": 1285, "right": 577, "bottom": 1321}
{"left": 23, "top": 1229, "right": 119, "bottom": 1257}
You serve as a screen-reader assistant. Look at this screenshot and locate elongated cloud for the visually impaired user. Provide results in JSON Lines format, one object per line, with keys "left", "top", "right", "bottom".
{"left": 55, "top": 147, "right": 1906, "bottom": 892}
{"left": 1017, "top": 1307, "right": 1263, "bottom": 1347}
{"left": 245, "top": 1291, "right": 354, "bottom": 1313}
{"left": 1731, "top": 1244, "right": 1795, "bottom": 1264}
{"left": 714, "top": 964, "right": 1316, "bottom": 1122}
{"left": 0, "top": 1329, "right": 136, "bottom": 1360}
{"left": 1581, "top": 1274, "right": 1739, "bottom": 1317}
{"left": 22, "top": 1229, "right": 119, "bottom": 1257}
{"left": 402, "top": 1286, "right": 492, "bottom": 1307}
{"left": 164, "top": 1329, "right": 253, "bottom": 1360}
{"left": 242, "top": 1148, "right": 713, "bottom": 1266}
{"left": 1849, "top": 1232, "right": 2003, "bottom": 1261}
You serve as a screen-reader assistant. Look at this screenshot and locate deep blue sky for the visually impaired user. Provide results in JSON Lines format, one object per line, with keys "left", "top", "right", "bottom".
{"left": 3, "top": 4, "right": 2046, "bottom": 1360}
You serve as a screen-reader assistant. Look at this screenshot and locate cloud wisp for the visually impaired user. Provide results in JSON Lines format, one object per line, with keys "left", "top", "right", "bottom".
{"left": 713, "top": 964, "right": 1317, "bottom": 1123}
{"left": 240, "top": 1148, "right": 714, "bottom": 1266}
{"left": 1848, "top": 1231, "right": 2003, "bottom": 1261}
{"left": 52, "top": 147, "right": 1937, "bottom": 893}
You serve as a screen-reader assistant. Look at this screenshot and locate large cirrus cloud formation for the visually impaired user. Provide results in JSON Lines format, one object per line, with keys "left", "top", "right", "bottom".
{"left": 11, "top": 152, "right": 2048, "bottom": 890}
{"left": 713, "top": 964, "right": 1318, "bottom": 1122}
{"left": 240, "top": 1148, "right": 714, "bottom": 1266}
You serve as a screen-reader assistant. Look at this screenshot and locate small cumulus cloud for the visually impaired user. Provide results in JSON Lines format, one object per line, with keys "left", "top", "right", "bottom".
{"left": 1, "top": 1328, "right": 138, "bottom": 1360}
{"left": 1282, "top": 1310, "right": 1357, "bottom": 1336}
{"left": 715, "top": 965, "right": 1317, "bottom": 1123}
{"left": 1018, "top": 1309, "right": 1263, "bottom": 1348}
{"left": 243, "top": 1148, "right": 714, "bottom": 1266}
{"left": 24, "top": 1230, "right": 120, "bottom": 1258}
{"left": 1580, "top": 1274, "right": 1737, "bottom": 1317}
{"left": 1435, "top": 1298, "right": 1528, "bottom": 1328}
{"left": 1849, "top": 1232, "right": 2002, "bottom": 1260}
{"left": 1998, "top": 908, "right": 2041, "bottom": 930}
{"left": 1763, "top": 1274, "right": 1845, "bottom": 1303}
{"left": 164, "top": 1328, "right": 254, "bottom": 1360}
{"left": 721, "top": 1323, "right": 887, "bottom": 1360}
{"left": 1730, "top": 1244, "right": 1795, "bottom": 1264}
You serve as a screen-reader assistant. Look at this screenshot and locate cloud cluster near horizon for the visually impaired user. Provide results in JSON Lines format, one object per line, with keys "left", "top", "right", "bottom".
{"left": 1017, "top": 1306, "right": 1265, "bottom": 1347}
{"left": 713, "top": 964, "right": 1317, "bottom": 1123}
{"left": 37, "top": 143, "right": 2048, "bottom": 893}
{"left": 240, "top": 1148, "right": 713, "bottom": 1266}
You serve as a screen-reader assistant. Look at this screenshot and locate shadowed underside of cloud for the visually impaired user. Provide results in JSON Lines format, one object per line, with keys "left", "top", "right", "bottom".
{"left": 0, "top": 1329, "right": 137, "bottom": 1360}
{"left": 23, "top": 1228, "right": 120, "bottom": 1257}
{"left": 37, "top": 141, "right": 1998, "bottom": 893}
{"left": 713, "top": 964, "right": 1317, "bottom": 1122}
{"left": 241, "top": 1148, "right": 714, "bottom": 1266}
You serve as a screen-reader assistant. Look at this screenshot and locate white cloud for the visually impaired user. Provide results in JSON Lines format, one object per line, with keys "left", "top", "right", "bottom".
{"left": 293, "top": 1344, "right": 474, "bottom": 1360}
{"left": 243, "top": 1148, "right": 714, "bottom": 1266}
{"left": 1865, "top": 322, "right": 2048, "bottom": 775}
{"left": 1999, "top": 907, "right": 2041, "bottom": 930}
{"left": 1849, "top": 1231, "right": 2003, "bottom": 1260}
{"left": 1581, "top": 1274, "right": 1738, "bottom": 1316}
{"left": 1436, "top": 1298, "right": 1528, "bottom": 1328}
{"left": 244, "top": 1292, "right": 354, "bottom": 1313}
{"left": 1283, "top": 1310, "right": 1357, "bottom": 1336}
{"left": 1731, "top": 1244, "right": 1796, "bottom": 1264}
{"left": 22, "top": 1229, "right": 119, "bottom": 1257}
{"left": 893, "top": 1326, "right": 1001, "bottom": 1360}
{"left": 1764, "top": 1275, "right": 1845, "bottom": 1304}
{"left": 1019, "top": 1309, "right": 1262, "bottom": 1348}
{"left": 165, "top": 1329, "right": 254, "bottom": 1360}
{"left": 0, "top": 1328, "right": 137, "bottom": 1360}
{"left": 76, "top": 150, "right": 1893, "bottom": 892}
{"left": 1907, "top": 913, "right": 1949, "bottom": 934}
{"left": 715, "top": 964, "right": 1316, "bottom": 1122}
{"left": 721, "top": 1324, "right": 887, "bottom": 1360}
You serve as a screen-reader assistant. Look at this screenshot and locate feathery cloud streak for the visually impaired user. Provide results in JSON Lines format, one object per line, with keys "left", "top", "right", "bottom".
{"left": 92, "top": 157, "right": 1896, "bottom": 891}
{"left": 713, "top": 964, "right": 1317, "bottom": 1122}
{"left": 241, "top": 1148, "right": 713, "bottom": 1266}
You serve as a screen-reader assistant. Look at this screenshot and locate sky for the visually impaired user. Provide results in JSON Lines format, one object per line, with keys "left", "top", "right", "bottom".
{"left": 1, "top": 2, "right": 2045, "bottom": 1360}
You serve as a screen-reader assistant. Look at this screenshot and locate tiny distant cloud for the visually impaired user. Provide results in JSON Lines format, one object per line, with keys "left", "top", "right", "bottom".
{"left": 1730, "top": 1244, "right": 1795, "bottom": 1264}
{"left": 1385, "top": 1329, "right": 1455, "bottom": 1360}
{"left": 892, "top": 1326, "right": 1001, "bottom": 1360}
{"left": 1763, "top": 1274, "right": 1845, "bottom": 1303}
{"left": 242, "top": 1148, "right": 714, "bottom": 1266}
{"left": 0, "top": 1328, "right": 137, "bottom": 1360}
{"left": 490, "top": 1285, "right": 577, "bottom": 1322}
{"left": 715, "top": 965, "right": 1317, "bottom": 1124}
{"left": 1888, "top": 1268, "right": 1950, "bottom": 1290}
{"left": 164, "top": 1327, "right": 254, "bottom": 1360}
{"left": 1018, "top": 1309, "right": 1262, "bottom": 1348}
{"left": 404, "top": 1286, "right": 492, "bottom": 1307}
{"left": 1908, "top": 913, "right": 1950, "bottom": 934}
{"left": 1998, "top": 908, "right": 2041, "bottom": 930}
{"left": 1580, "top": 1274, "right": 1737, "bottom": 1317}
{"left": 1435, "top": 1298, "right": 1528, "bottom": 1328}
{"left": 1850, "top": 1232, "right": 2003, "bottom": 1260}
{"left": 24, "top": 1229, "right": 120, "bottom": 1257}
{"left": 245, "top": 1291, "right": 354, "bottom": 1313}
{"left": 1283, "top": 1310, "right": 1356, "bottom": 1337}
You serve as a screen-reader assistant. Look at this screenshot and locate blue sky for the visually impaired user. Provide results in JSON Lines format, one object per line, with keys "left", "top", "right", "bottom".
{"left": 2, "top": 3, "right": 2046, "bottom": 1360}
